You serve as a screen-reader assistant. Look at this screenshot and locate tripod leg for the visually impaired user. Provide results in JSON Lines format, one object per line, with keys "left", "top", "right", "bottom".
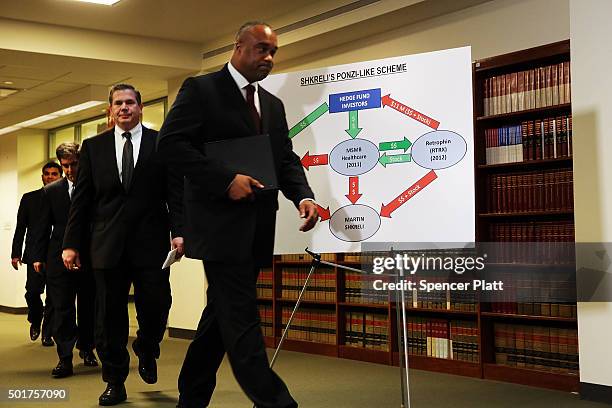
{"left": 270, "top": 261, "right": 317, "bottom": 368}
{"left": 396, "top": 273, "right": 411, "bottom": 408}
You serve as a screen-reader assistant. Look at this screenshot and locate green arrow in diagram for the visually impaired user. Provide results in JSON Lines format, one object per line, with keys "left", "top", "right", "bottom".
{"left": 379, "top": 137, "right": 412, "bottom": 152}
{"left": 345, "top": 110, "right": 363, "bottom": 139}
{"left": 378, "top": 153, "right": 411, "bottom": 168}
{"left": 288, "top": 102, "right": 329, "bottom": 139}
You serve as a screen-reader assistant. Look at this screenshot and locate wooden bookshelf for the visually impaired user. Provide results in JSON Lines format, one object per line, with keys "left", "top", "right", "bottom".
{"left": 255, "top": 41, "right": 577, "bottom": 393}
{"left": 473, "top": 39, "right": 578, "bottom": 391}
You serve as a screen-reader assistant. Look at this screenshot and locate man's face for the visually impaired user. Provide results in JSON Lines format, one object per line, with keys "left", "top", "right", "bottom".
{"left": 41, "top": 167, "right": 61, "bottom": 186}
{"left": 233, "top": 25, "right": 278, "bottom": 83}
{"left": 60, "top": 157, "right": 79, "bottom": 183}
{"left": 110, "top": 89, "right": 143, "bottom": 131}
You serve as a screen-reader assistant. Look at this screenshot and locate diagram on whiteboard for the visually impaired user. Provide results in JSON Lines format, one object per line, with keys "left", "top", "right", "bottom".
{"left": 289, "top": 87, "right": 467, "bottom": 243}
{"left": 263, "top": 47, "right": 475, "bottom": 254}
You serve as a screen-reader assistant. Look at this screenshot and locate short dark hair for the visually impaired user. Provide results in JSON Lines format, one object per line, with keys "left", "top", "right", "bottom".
{"left": 235, "top": 21, "right": 272, "bottom": 41}
{"left": 42, "top": 161, "right": 62, "bottom": 175}
{"left": 56, "top": 142, "right": 80, "bottom": 161}
{"left": 108, "top": 83, "right": 142, "bottom": 105}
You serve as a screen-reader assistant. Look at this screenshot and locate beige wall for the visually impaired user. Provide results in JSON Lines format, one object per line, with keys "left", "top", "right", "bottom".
{"left": 0, "top": 132, "right": 20, "bottom": 307}
{"left": 571, "top": 0, "right": 612, "bottom": 388}
{"left": 0, "top": 128, "right": 53, "bottom": 308}
{"left": 276, "top": 0, "right": 569, "bottom": 72}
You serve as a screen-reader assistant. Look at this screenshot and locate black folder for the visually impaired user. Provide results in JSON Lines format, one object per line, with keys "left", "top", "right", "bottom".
{"left": 205, "top": 134, "right": 278, "bottom": 190}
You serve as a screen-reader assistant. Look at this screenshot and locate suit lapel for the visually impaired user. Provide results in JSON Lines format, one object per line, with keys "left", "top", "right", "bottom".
{"left": 133, "top": 127, "right": 154, "bottom": 186}
{"left": 60, "top": 178, "right": 71, "bottom": 207}
{"left": 219, "top": 65, "right": 258, "bottom": 135}
{"left": 103, "top": 130, "right": 123, "bottom": 190}
{"left": 259, "top": 87, "right": 271, "bottom": 135}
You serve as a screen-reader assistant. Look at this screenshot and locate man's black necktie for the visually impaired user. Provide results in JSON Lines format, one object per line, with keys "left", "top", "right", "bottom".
{"left": 122, "top": 131, "right": 133, "bottom": 190}
{"left": 245, "top": 84, "right": 261, "bottom": 134}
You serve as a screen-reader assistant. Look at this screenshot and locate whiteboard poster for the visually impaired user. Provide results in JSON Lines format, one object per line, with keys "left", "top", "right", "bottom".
{"left": 262, "top": 46, "right": 475, "bottom": 254}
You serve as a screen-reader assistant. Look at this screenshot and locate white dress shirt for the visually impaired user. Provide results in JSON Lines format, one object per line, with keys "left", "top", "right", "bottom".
{"left": 114, "top": 123, "right": 142, "bottom": 183}
{"left": 227, "top": 61, "right": 261, "bottom": 115}
{"left": 67, "top": 178, "right": 74, "bottom": 199}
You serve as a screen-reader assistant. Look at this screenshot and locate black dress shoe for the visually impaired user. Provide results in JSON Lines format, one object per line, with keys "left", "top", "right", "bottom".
{"left": 51, "top": 360, "right": 73, "bottom": 378}
{"left": 41, "top": 336, "right": 54, "bottom": 347}
{"left": 132, "top": 341, "right": 157, "bottom": 384}
{"left": 79, "top": 350, "right": 99, "bottom": 366}
{"left": 29, "top": 323, "right": 41, "bottom": 341}
{"left": 98, "top": 383, "right": 127, "bottom": 406}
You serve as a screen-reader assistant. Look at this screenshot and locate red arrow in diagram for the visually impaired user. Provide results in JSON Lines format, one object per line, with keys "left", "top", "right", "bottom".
{"left": 382, "top": 94, "right": 440, "bottom": 130}
{"left": 316, "top": 204, "right": 331, "bottom": 221}
{"left": 301, "top": 151, "right": 329, "bottom": 170}
{"left": 380, "top": 170, "right": 438, "bottom": 218}
{"left": 345, "top": 176, "right": 362, "bottom": 204}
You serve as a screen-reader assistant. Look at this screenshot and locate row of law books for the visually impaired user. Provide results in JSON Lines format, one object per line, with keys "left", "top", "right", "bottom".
{"left": 279, "top": 253, "right": 335, "bottom": 262}
{"left": 489, "top": 299, "right": 577, "bottom": 318}
{"left": 344, "top": 311, "right": 390, "bottom": 351}
{"left": 482, "top": 61, "right": 570, "bottom": 116}
{"left": 404, "top": 282, "right": 477, "bottom": 312}
{"left": 489, "top": 221, "right": 575, "bottom": 243}
{"left": 280, "top": 307, "right": 336, "bottom": 345}
{"left": 487, "top": 271, "right": 576, "bottom": 317}
{"left": 280, "top": 267, "right": 336, "bottom": 302}
{"left": 486, "top": 169, "right": 574, "bottom": 213}
{"left": 484, "top": 115, "right": 572, "bottom": 164}
{"left": 494, "top": 323, "right": 578, "bottom": 374}
{"left": 404, "top": 317, "right": 479, "bottom": 362}
{"left": 256, "top": 268, "right": 273, "bottom": 298}
{"left": 258, "top": 304, "right": 274, "bottom": 337}
{"left": 344, "top": 272, "right": 388, "bottom": 304}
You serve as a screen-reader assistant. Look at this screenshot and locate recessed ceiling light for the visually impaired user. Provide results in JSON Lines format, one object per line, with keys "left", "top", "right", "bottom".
{"left": 73, "top": 0, "right": 122, "bottom": 5}
{"left": 3, "top": 81, "right": 13, "bottom": 85}
{"left": 0, "top": 88, "right": 18, "bottom": 98}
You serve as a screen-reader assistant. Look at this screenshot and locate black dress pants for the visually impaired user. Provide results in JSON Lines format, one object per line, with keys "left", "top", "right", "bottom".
{"left": 177, "top": 260, "right": 297, "bottom": 408}
{"left": 24, "top": 263, "right": 53, "bottom": 339}
{"left": 46, "top": 263, "right": 95, "bottom": 360}
{"left": 93, "top": 263, "right": 171, "bottom": 384}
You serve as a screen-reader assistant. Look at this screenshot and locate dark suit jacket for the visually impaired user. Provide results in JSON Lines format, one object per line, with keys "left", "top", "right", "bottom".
{"left": 157, "top": 65, "right": 314, "bottom": 266}
{"left": 11, "top": 189, "right": 43, "bottom": 264}
{"left": 32, "top": 178, "right": 87, "bottom": 273}
{"left": 63, "top": 126, "right": 183, "bottom": 270}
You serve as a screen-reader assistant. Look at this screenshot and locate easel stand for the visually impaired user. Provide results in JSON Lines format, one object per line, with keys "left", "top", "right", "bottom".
{"left": 260, "top": 248, "right": 411, "bottom": 408}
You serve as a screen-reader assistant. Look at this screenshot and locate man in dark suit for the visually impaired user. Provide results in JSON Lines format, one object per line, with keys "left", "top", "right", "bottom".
{"left": 62, "top": 83, "right": 184, "bottom": 406}
{"left": 11, "top": 162, "right": 61, "bottom": 346}
{"left": 33, "top": 143, "right": 98, "bottom": 378}
{"left": 157, "top": 22, "right": 318, "bottom": 408}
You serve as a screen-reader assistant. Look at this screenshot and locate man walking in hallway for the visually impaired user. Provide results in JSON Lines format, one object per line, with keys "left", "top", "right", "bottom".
{"left": 158, "top": 22, "right": 318, "bottom": 408}
{"left": 11, "top": 161, "right": 62, "bottom": 346}
{"left": 62, "top": 84, "right": 184, "bottom": 406}
{"left": 33, "top": 143, "right": 98, "bottom": 378}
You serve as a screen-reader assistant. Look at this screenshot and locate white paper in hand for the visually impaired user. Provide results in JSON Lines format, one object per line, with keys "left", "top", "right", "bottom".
{"left": 162, "top": 248, "right": 182, "bottom": 269}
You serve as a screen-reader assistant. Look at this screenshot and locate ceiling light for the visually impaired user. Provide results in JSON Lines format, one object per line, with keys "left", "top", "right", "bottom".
{"left": 0, "top": 88, "right": 18, "bottom": 98}
{"left": 73, "top": 0, "right": 122, "bottom": 5}
{"left": 3, "top": 81, "right": 14, "bottom": 85}
{"left": 0, "top": 100, "right": 105, "bottom": 135}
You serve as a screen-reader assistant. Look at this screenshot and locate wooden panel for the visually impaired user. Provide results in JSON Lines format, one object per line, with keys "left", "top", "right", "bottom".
{"left": 483, "top": 364, "right": 579, "bottom": 392}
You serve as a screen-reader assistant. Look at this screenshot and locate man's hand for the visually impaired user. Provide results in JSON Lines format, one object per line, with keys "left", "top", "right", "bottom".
{"left": 172, "top": 237, "right": 185, "bottom": 258}
{"left": 11, "top": 257, "right": 21, "bottom": 270}
{"left": 33, "top": 262, "right": 44, "bottom": 273}
{"left": 298, "top": 200, "right": 318, "bottom": 232}
{"left": 227, "top": 174, "right": 263, "bottom": 201}
{"left": 62, "top": 248, "right": 81, "bottom": 271}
